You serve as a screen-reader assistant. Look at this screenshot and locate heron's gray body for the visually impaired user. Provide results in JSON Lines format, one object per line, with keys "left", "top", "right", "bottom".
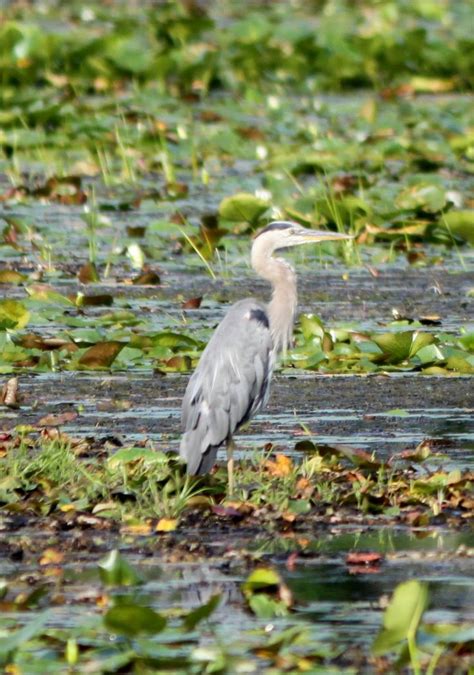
{"left": 180, "top": 298, "right": 274, "bottom": 475}
{"left": 179, "top": 220, "right": 351, "bottom": 481}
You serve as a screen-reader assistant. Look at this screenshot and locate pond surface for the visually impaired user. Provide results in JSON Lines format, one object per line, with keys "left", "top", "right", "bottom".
{"left": 1, "top": 89, "right": 473, "bottom": 670}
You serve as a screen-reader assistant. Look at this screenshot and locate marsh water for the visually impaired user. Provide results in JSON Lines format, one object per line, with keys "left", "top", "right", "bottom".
{"left": 1, "top": 87, "right": 473, "bottom": 666}
{"left": 1, "top": 255, "right": 473, "bottom": 655}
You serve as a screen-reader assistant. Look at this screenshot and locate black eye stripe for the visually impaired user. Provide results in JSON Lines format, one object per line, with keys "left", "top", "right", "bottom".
{"left": 255, "top": 221, "right": 294, "bottom": 236}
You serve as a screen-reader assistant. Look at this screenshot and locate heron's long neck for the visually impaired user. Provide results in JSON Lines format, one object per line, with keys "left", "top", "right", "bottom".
{"left": 251, "top": 246, "right": 297, "bottom": 354}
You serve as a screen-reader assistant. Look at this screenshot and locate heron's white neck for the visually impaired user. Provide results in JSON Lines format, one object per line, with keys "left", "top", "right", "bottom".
{"left": 251, "top": 241, "right": 297, "bottom": 354}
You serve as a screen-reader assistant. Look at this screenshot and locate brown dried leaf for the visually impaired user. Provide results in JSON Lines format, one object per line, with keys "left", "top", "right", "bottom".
{"left": 346, "top": 551, "right": 383, "bottom": 566}
{"left": 163, "top": 355, "right": 192, "bottom": 372}
{"left": 132, "top": 268, "right": 161, "bottom": 285}
{"left": 181, "top": 296, "right": 202, "bottom": 309}
{"left": 76, "top": 293, "right": 114, "bottom": 307}
{"left": 1, "top": 377, "right": 19, "bottom": 408}
{"left": 38, "top": 411, "right": 78, "bottom": 427}
{"left": 236, "top": 126, "right": 265, "bottom": 141}
{"left": 126, "top": 225, "right": 147, "bottom": 237}
{"left": 199, "top": 110, "right": 223, "bottom": 123}
{"left": 78, "top": 262, "right": 99, "bottom": 284}
{"left": 78, "top": 342, "right": 123, "bottom": 368}
{"left": 212, "top": 504, "right": 245, "bottom": 519}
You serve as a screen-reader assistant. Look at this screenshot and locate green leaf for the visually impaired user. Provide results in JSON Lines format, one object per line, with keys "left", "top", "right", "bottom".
{"left": 104, "top": 603, "right": 166, "bottom": 637}
{"left": 0, "top": 611, "right": 50, "bottom": 666}
{"left": 299, "top": 314, "right": 325, "bottom": 340}
{"left": 421, "top": 623, "right": 474, "bottom": 646}
{"left": 108, "top": 447, "right": 168, "bottom": 467}
{"left": 242, "top": 568, "right": 280, "bottom": 597}
{"left": 288, "top": 499, "right": 311, "bottom": 514}
{"left": 440, "top": 210, "right": 474, "bottom": 243}
{"left": 416, "top": 344, "right": 444, "bottom": 365}
{"left": 409, "top": 332, "right": 435, "bottom": 357}
{"left": 105, "top": 36, "right": 155, "bottom": 75}
{"left": 151, "top": 332, "right": 200, "bottom": 349}
{"left": 446, "top": 351, "right": 474, "bottom": 374}
{"left": 218, "top": 192, "right": 269, "bottom": 224}
{"left": 396, "top": 183, "right": 446, "bottom": 213}
{"left": 458, "top": 332, "right": 474, "bottom": 352}
{"left": 98, "top": 550, "right": 143, "bottom": 587}
{"left": 373, "top": 332, "right": 413, "bottom": 363}
{"left": 248, "top": 594, "right": 288, "bottom": 619}
{"left": 0, "top": 299, "right": 30, "bottom": 330}
{"left": 372, "top": 580, "right": 429, "bottom": 655}
{"left": 25, "top": 286, "right": 74, "bottom": 305}
{"left": 182, "top": 594, "right": 221, "bottom": 631}
{"left": 385, "top": 408, "right": 410, "bottom": 417}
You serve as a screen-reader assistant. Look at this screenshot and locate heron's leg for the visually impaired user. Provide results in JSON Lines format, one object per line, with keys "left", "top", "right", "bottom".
{"left": 226, "top": 438, "right": 235, "bottom": 496}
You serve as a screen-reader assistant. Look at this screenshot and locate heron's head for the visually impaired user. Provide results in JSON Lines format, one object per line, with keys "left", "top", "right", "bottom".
{"left": 253, "top": 220, "right": 352, "bottom": 253}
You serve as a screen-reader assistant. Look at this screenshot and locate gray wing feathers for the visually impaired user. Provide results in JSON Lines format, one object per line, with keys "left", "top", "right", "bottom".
{"left": 180, "top": 299, "right": 273, "bottom": 475}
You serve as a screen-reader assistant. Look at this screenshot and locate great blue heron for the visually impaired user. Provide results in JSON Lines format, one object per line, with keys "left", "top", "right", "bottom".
{"left": 180, "top": 221, "right": 351, "bottom": 492}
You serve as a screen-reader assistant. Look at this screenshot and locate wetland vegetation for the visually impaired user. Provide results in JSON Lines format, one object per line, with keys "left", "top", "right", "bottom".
{"left": 0, "top": 0, "right": 473, "bottom": 672}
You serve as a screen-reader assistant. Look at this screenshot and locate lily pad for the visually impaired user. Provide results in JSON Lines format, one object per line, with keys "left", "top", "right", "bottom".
{"left": 373, "top": 331, "right": 414, "bottom": 363}
{"left": 218, "top": 192, "right": 269, "bottom": 225}
{"left": 0, "top": 299, "right": 30, "bottom": 330}
{"left": 372, "top": 580, "right": 429, "bottom": 655}
{"left": 98, "top": 550, "right": 143, "bottom": 587}
{"left": 104, "top": 603, "right": 166, "bottom": 637}
{"left": 440, "top": 210, "right": 474, "bottom": 243}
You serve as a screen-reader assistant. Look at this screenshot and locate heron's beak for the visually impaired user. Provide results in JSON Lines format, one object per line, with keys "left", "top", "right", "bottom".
{"left": 294, "top": 226, "right": 353, "bottom": 243}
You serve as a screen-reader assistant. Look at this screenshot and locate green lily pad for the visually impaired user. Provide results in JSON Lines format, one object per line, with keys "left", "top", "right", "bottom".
{"left": 372, "top": 580, "right": 429, "bottom": 655}
{"left": 300, "top": 313, "right": 325, "bottom": 340}
{"left": 440, "top": 210, "right": 474, "bottom": 243}
{"left": 218, "top": 192, "right": 269, "bottom": 224}
{"left": 0, "top": 611, "right": 50, "bottom": 666}
{"left": 409, "top": 331, "right": 435, "bottom": 357}
{"left": 104, "top": 603, "right": 166, "bottom": 637}
{"left": 182, "top": 594, "right": 221, "bottom": 630}
{"left": 396, "top": 183, "right": 446, "bottom": 213}
{"left": 248, "top": 594, "right": 289, "bottom": 618}
{"left": 104, "top": 36, "right": 155, "bottom": 75}
{"left": 373, "top": 331, "right": 414, "bottom": 363}
{"left": 242, "top": 568, "right": 280, "bottom": 597}
{"left": 98, "top": 550, "right": 143, "bottom": 587}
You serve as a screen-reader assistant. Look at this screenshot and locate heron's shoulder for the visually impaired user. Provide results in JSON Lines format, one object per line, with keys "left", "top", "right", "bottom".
{"left": 225, "top": 299, "right": 269, "bottom": 327}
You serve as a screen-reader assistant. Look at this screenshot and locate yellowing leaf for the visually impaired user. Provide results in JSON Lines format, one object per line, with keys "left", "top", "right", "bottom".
{"left": 121, "top": 522, "right": 153, "bottom": 536}
{"left": 156, "top": 518, "right": 177, "bottom": 532}
{"left": 264, "top": 453, "right": 293, "bottom": 476}
{"left": 0, "top": 270, "right": 26, "bottom": 284}
{"left": 40, "top": 548, "right": 64, "bottom": 565}
{"left": 0, "top": 299, "right": 30, "bottom": 330}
